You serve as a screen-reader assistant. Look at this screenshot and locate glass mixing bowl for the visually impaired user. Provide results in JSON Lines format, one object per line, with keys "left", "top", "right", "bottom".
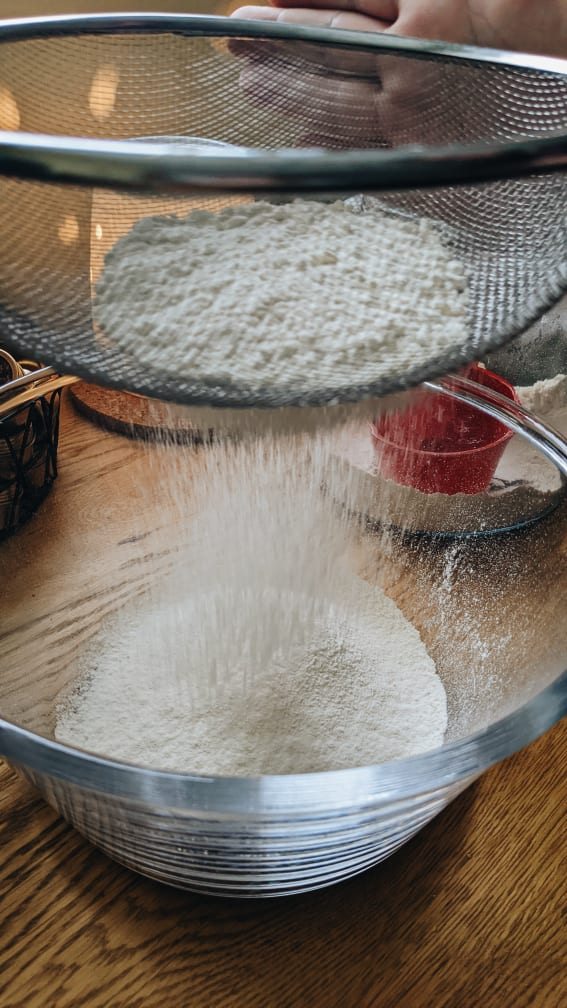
{"left": 0, "top": 384, "right": 566, "bottom": 897}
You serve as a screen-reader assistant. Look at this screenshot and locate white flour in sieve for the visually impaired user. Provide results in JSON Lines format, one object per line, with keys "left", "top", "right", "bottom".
{"left": 95, "top": 199, "right": 468, "bottom": 392}
{"left": 55, "top": 581, "right": 446, "bottom": 775}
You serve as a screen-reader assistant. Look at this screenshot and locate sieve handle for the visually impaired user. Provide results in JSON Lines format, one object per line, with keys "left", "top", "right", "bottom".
{"left": 428, "top": 375, "right": 567, "bottom": 480}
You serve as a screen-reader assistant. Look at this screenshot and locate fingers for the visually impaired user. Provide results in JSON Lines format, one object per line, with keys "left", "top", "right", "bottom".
{"left": 228, "top": 6, "right": 393, "bottom": 150}
{"left": 227, "top": 4, "right": 436, "bottom": 153}
{"left": 233, "top": 0, "right": 567, "bottom": 55}
{"left": 231, "top": 6, "right": 392, "bottom": 31}
{"left": 383, "top": 0, "right": 475, "bottom": 45}
{"left": 232, "top": 6, "right": 280, "bottom": 19}
{"left": 228, "top": 15, "right": 385, "bottom": 75}
{"left": 272, "top": 0, "right": 398, "bottom": 22}
{"left": 237, "top": 46, "right": 386, "bottom": 146}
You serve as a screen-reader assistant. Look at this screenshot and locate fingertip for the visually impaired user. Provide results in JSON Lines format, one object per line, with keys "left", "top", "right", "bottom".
{"left": 329, "top": 12, "right": 394, "bottom": 31}
{"left": 230, "top": 6, "right": 279, "bottom": 19}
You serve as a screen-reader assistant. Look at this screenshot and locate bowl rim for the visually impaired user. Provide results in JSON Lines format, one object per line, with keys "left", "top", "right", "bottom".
{"left": 1, "top": 670, "right": 565, "bottom": 813}
{"left": 0, "top": 13, "right": 565, "bottom": 195}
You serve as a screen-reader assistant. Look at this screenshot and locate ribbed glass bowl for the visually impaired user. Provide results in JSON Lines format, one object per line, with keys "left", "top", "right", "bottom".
{"left": 0, "top": 385, "right": 567, "bottom": 897}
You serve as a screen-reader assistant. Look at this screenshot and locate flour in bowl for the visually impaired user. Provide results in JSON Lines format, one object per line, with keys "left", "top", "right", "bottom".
{"left": 55, "top": 582, "right": 447, "bottom": 775}
{"left": 55, "top": 427, "right": 447, "bottom": 775}
{"left": 95, "top": 199, "right": 468, "bottom": 394}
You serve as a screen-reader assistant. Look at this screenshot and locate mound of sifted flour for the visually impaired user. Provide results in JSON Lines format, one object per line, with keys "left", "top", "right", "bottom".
{"left": 95, "top": 199, "right": 468, "bottom": 394}
{"left": 55, "top": 582, "right": 447, "bottom": 776}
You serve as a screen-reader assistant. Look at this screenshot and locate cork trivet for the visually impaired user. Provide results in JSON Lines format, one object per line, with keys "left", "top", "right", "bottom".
{"left": 69, "top": 382, "right": 212, "bottom": 444}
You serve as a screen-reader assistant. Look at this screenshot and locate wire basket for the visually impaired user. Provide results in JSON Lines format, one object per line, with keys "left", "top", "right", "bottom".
{"left": 0, "top": 360, "right": 62, "bottom": 538}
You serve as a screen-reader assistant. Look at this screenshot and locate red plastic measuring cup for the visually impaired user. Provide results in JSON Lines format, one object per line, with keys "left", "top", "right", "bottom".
{"left": 370, "top": 365, "right": 519, "bottom": 495}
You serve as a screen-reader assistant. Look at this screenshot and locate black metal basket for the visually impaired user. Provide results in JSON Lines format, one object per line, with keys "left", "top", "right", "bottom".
{"left": 0, "top": 375, "right": 61, "bottom": 539}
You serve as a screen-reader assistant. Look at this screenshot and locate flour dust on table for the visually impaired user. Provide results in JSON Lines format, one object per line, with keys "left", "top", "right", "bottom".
{"left": 55, "top": 430, "right": 447, "bottom": 775}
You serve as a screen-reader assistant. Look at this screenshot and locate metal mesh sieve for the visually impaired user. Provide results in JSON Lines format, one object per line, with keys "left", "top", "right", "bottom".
{"left": 0, "top": 13, "right": 566, "bottom": 411}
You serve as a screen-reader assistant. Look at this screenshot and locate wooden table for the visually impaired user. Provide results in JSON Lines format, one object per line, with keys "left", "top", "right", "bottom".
{"left": 1, "top": 397, "right": 565, "bottom": 1008}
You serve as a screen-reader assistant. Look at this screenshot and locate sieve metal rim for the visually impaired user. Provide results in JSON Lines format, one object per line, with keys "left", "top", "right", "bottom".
{"left": 0, "top": 13, "right": 566, "bottom": 194}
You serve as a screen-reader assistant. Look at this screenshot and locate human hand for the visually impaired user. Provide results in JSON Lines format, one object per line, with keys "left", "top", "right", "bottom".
{"left": 232, "top": 1, "right": 567, "bottom": 58}
{"left": 229, "top": 0, "right": 567, "bottom": 154}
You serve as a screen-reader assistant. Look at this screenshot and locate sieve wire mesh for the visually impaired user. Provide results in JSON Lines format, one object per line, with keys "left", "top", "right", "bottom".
{"left": 0, "top": 15, "right": 566, "bottom": 410}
